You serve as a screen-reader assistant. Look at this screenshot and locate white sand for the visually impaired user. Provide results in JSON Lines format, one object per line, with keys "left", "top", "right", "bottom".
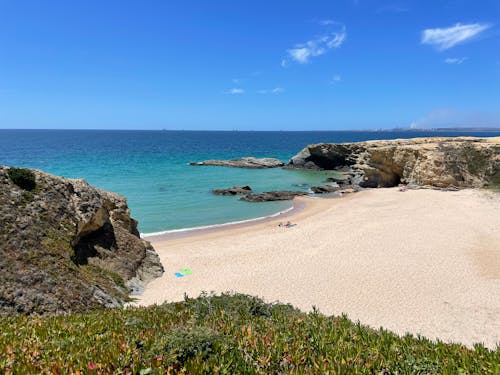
{"left": 137, "top": 188, "right": 500, "bottom": 349}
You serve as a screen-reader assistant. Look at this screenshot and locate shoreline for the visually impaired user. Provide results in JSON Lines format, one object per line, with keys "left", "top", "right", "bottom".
{"left": 138, "top": 188, "right": 500, "bottom": 348}
{"left": 142, "top": 194, "right": 342, "bottom": 242}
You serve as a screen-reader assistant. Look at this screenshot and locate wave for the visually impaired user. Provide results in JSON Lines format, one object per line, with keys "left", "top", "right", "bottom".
{"left": 140, "top": 204, "right": 295, "bottom": 238}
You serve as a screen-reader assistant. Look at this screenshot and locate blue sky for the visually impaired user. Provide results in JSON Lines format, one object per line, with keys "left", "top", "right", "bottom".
{"left": 0, "top": 0, "right": 499, "bottom": 130}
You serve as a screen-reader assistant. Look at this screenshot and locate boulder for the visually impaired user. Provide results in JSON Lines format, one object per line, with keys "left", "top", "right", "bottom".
{"left": 212, "top": 186, "right": 252, "bottom": 195}
{"left": 190, "top": 157, "right": 284, "bottom": 169}
{"left": 240, "top": 190, "right": 307, "bottom": 202}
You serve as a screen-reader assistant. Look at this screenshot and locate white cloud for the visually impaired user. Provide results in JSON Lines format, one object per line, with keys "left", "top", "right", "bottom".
{"left": 444, "top": 57, "right": 467, "bottom": 64}
{"left": 332, "top": 74, "right": 342, "bottom": 82}
{"left": 227, "top": 88, "right": 244, "bottom": 94}
{"left": 232, "top": 78, "right": 242, "bottom": 84}
{"left": 421, "top": 22, "right": 491, "bottom": 50}
{"left": 284, "top": 24, "right": 346, "bottom": 65}
{"left": 257, "top": 87, "right": 285, "bottom": 95}
{"left": 409, "top": 108, "right": 500, "bottom": 128}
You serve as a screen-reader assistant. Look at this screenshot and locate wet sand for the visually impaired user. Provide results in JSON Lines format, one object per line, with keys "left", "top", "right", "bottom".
{"left": 137, "top": 188, "right": 500, "bottom": 348}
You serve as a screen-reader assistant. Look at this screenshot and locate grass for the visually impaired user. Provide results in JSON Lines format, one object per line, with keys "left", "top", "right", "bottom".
{"left": 0, "top": 293, "right": 498, "bottom": 374}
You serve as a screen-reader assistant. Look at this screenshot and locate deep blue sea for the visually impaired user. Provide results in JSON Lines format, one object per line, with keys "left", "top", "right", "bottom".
{"left": 1, "top": 129, "right": 499, "bottom": 234}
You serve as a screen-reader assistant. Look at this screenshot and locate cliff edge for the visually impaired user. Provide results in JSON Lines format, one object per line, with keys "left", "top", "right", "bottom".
{"left": 0, "top": 167, "right": 163, "bottom": 315}
{"left": 288, "top": 137, "right": 500, "bottom": 188}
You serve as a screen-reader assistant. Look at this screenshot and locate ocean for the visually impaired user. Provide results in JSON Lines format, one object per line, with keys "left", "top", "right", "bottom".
{"left": 1, "top": 129, "right": 499, "bottom": 234}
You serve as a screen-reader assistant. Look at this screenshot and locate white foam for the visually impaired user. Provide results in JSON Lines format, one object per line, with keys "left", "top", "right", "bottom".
{"left": 140, "top": 205, "right": 295, "bottom": 238}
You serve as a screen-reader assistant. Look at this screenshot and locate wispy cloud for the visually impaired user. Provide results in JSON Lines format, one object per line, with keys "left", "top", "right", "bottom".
{"left": 257, "top": 87, "right": 285, "bottom": 95}
{"left": 227, "top": 88, "right": 245, "bottom": 95}
{"left": 421, "top": 22, "right": 491, "bottom": 50}
{"left": 284, "top": 23, "right": 346, "bottom": 65}
{"left": 332, "top": 74, "right": 342, "bottom": 83}
{"left": 319, "top": 19, "right": 339, "bottom": 26}
{"left": 444, "top": 57, "right": 467, "bottom": 64}
{"left": 409, "top": 108, "right": 500, "bottom": 128}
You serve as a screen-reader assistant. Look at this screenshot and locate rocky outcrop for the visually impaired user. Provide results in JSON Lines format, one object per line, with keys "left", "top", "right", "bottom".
{"left": 288, "top": 137, "right": 500, "bottom": 188}
{"left": 310, "top": 185, "right": 340, "bottom": 194}
{"left": 240, "top": 191, "right": 307, "bottom": 202}
{"left": 190, "top": 157, "right": 284, "bottom": 169}
{"left": 0, "top": 166, "right": 164, "bottom": 315}
{"left": 212, "top": 186, "right": 252, "bottom": 195}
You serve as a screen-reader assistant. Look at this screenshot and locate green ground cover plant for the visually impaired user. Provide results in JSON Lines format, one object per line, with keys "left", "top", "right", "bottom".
{"left": 0, "top": 293, "right": 498, "bottom": 374}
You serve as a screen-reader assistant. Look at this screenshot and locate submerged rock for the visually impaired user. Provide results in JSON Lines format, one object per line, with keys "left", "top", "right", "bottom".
{"left": 288, "top": 137, "right": 500, "bottom": 189}
{"left": 0, "top": 166, "right": 164, "bottom": 315}
{"left": 212, "top": 186, "right": 252, "bottom": 195}
{"left": 240, "top": 190, "right": 307, "bottom": 202}
{"left": 190, "top": 157, "right": 284, "bottom": 169}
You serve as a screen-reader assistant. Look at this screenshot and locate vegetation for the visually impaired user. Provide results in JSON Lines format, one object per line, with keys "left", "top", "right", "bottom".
{"left": 7, "top": 167, "right": 36, "bottom": 191}
{"left": 0, "top": 293, "right": 498, "bottom": 374}
{"left": 484, "top": 173, "right": 500, "bottom": 191}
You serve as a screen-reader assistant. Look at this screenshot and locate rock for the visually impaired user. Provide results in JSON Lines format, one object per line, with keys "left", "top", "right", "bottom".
{"left": 337, "top": 188, "right": 357, "bottom": 194}
{"left": 325, "top": 175, "right": 353, "bottom": 184}
{"left": 288, "top": 137, "right": 500, "bottom": 189}
{"left": 190, "top": 157, "right": 284, "bottom": 169}
{"left": 212, "top": 186, "right": 252, "bottom": 195}
{"left": 0, "top": 166, "right": 164, "bottom": 315}
{"left": 240, "top": 190, "right": 307, "bottom": 202}
{"left": 310, "top": 185, "right": 339, "bottom": 194}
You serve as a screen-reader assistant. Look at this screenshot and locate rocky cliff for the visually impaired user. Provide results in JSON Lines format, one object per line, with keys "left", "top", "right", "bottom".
{"left": 0, "top": 167, "right": 163, "bottom": 315}
{"left": 288, "top": 137, "right": 500, "bottom": 188}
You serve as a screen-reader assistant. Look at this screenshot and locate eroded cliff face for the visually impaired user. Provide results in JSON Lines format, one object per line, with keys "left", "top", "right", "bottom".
{"left": 288, "top": 137, "right": 500, "bottom": 188}
{"left": 0, "top": 167, "right": 163, "bottom": 315}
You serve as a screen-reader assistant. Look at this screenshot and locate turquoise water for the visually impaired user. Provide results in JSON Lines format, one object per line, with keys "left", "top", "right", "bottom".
{"left": 1, "top": 129, "right": 499, "bottom": 233}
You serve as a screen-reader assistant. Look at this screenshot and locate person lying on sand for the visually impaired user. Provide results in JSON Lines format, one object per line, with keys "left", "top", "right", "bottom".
{"left": 278, "top": 221, "right": 297, "bottom": 228}
{"left": 399, "top": 184, "right": 408, "bottom": 192}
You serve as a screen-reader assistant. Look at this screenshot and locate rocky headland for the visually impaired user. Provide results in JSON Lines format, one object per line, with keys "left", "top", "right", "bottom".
{"left": 190, "top": 157, "right": 284, "bottom": 168}
{"left": 288, "top": 137, "right": 500, "bottom": 189}
{"left": 0, "top": 166, "right": 164, "bottom": 315}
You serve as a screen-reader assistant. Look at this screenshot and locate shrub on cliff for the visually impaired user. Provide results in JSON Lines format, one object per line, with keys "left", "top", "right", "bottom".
{"left": 7, "top": 167, "right": 36, "bottom": 191}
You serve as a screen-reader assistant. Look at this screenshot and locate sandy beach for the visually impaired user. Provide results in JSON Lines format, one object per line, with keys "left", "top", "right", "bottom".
{"left": 137, "top": 188, "right": 500, "bottom": 349}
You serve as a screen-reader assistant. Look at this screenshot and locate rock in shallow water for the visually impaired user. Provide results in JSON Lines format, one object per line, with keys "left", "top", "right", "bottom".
{"left": 212, "top": 186, "right": 252, "bottom": 195}
{"left": 240, "top": 190, "right": 307, "bottom": 202}
{"left": 190, "top": 157, "right": 284, "bottom": 169}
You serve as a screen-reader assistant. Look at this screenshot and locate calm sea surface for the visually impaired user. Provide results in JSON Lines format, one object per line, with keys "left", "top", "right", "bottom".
{"left": 1, "top": 130, "right": 499, "bottom": 233}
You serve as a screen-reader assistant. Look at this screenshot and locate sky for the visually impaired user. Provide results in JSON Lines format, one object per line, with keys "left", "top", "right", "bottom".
{"left": 0, "top": 0, "right": 499, "bottom": 130}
